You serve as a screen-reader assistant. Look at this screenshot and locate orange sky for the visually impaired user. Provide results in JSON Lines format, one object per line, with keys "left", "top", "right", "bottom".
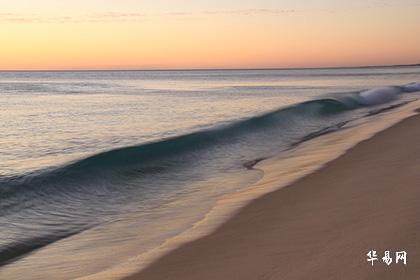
{"left": 1, "top": 0, "right": 419, "bottom": 70}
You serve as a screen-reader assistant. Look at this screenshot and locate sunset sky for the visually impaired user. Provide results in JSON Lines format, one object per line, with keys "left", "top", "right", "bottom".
{"left": 1, "top": 0, "right": 419, "bottom": 70}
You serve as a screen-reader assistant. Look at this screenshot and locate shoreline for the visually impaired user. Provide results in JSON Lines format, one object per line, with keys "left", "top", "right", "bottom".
{"left": 4, "top": 99, "right": 417, "bottom": 280}
{"left": 121, "top": 101, "right": 420, "bottom": 280}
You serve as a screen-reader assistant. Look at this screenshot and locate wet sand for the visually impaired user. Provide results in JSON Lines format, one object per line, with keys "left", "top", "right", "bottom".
{"left": 125, "top": 113, "right": 420, "bottom": 280}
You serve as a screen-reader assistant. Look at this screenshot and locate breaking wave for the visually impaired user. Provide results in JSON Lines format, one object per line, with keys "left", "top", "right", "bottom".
{"left": 0, "top": 82, "right": 418, "bottom": 266}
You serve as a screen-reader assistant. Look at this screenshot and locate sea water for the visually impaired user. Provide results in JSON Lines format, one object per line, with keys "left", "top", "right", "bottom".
{"left": 0, "top": 66, "right": 419, "bottom": 279}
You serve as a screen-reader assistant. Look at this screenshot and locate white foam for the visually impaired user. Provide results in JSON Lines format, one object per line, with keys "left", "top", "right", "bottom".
{"left": 358, "top": 87, "right": 400, "bottom": 105}
{"left": 403, "top": 82, "right": 420, "bottom": 92}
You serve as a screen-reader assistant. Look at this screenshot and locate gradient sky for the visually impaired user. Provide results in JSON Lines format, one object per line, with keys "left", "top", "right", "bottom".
{"left": 1, "top": 0, "right": 419, "bottom": 70}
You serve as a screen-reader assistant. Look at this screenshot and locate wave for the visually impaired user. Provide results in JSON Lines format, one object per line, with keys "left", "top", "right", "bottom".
{"left": 0, "top": 83, "right": 418, "bottom": 265}
{"left": 402, "top": 82, "right": 420, "bottom": 92}
{"left": 0, "top": 98, "right": 354, "bottom": 192}
{"left": 1, "top": 83, "right": 418, "bottom": 194}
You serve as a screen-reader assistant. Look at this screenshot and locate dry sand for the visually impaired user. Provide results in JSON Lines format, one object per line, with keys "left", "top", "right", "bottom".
{"left": 124, "top": 112, "right": 420, "bottom": 280}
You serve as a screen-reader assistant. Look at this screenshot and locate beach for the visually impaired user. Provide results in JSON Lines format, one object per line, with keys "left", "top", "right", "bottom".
{"left": 125, "top": 109, "right": 420, "bottom": 279}
{"left": 1, "top": 70, "right": 419, "bottom": 280}
{"left": 2, "top": 0, "right": 420, "bottom": 278}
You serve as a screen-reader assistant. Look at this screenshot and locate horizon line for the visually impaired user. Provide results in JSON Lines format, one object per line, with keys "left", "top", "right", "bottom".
{"left": 1, "top": 63, "right": 419, "bottom": 73}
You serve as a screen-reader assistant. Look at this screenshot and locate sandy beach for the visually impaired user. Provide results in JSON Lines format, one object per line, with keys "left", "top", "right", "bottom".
{"left": 2, "top": 1, "right": 420, "bottom": 278}
{"left": 125, "top": 111, "right": 420, "bottom": 280}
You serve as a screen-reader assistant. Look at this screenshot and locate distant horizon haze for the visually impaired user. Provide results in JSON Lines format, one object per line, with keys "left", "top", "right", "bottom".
{"left": 1, "top": 63, "right": 420, "bottom": 72}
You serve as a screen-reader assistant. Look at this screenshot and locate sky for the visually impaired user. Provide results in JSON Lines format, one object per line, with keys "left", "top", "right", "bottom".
{"left": 1, "top": 0, "right": 419, "bottom": 70}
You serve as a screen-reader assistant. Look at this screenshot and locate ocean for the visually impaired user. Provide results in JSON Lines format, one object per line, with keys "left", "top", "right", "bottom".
{"left": 1, "top": 66, "right": 420, "bottom": 279}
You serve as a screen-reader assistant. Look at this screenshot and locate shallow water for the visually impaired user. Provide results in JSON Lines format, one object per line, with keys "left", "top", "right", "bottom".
{"left": 0, "top": 66, "right": 419, "bottom": 279}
